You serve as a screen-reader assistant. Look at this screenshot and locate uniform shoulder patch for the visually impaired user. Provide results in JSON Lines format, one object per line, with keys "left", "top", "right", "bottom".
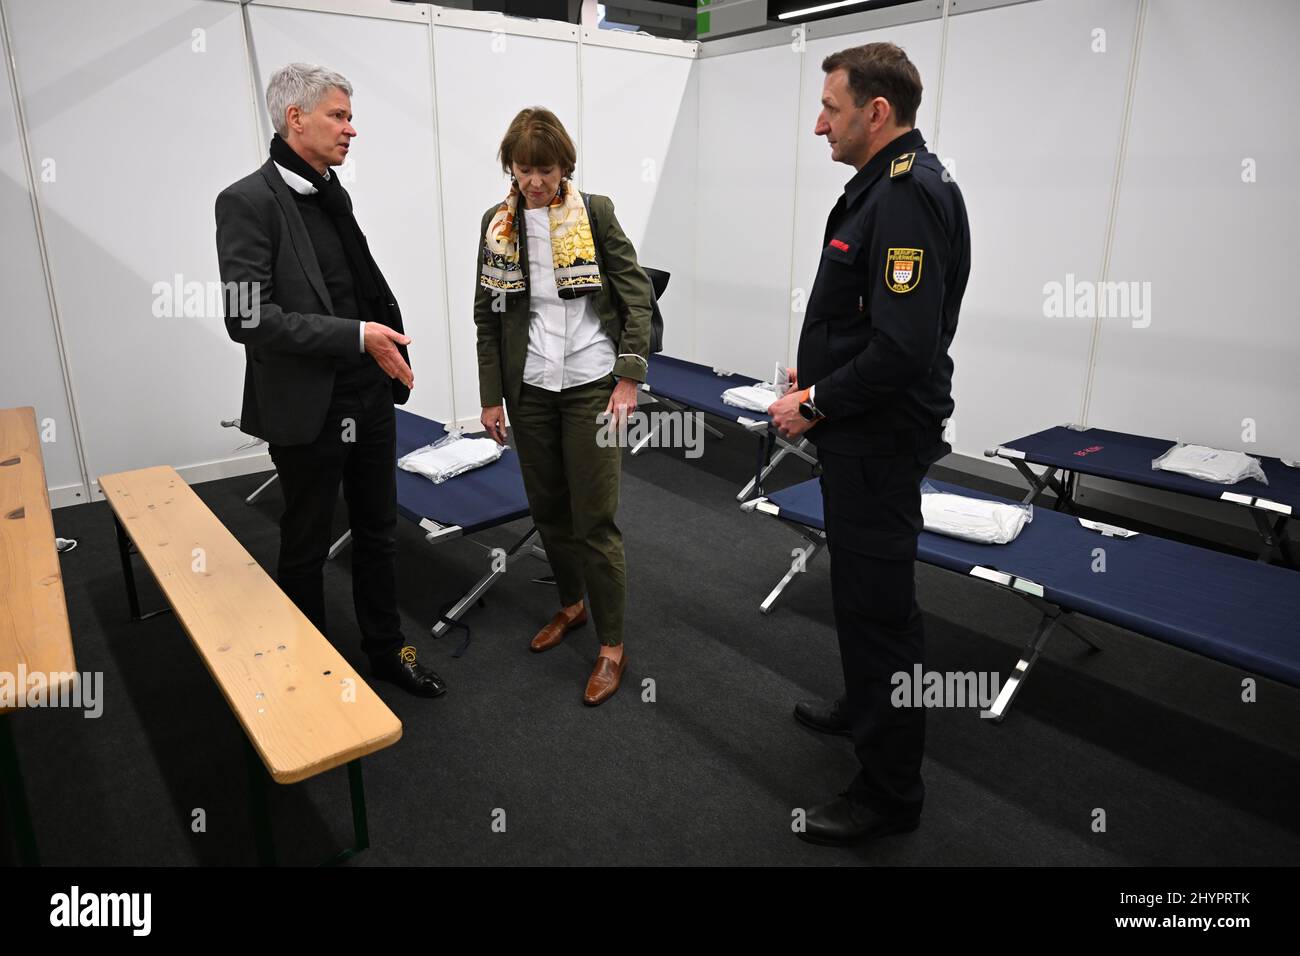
{"left": 885, "top": 247, "right": 923, "bottom": 293}
{"left": 889, "top": 152, "right": 915, "bottom": 178}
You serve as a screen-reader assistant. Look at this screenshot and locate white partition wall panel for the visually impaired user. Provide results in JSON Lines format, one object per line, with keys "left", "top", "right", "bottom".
{"left": 433, "top": 23, "right": 580, "bottom": 422}
{"left": 1089, "top": 0, "right": 1300, "bottom": 460}
{"left": 6, "top": 0, "right": 261, "bottom": 492}
{"left": 787, "top": 19, "right": 942, "bottom": 364}
{"left": 695, "top": 45, "right": 801, "bottom": 378}
{"left": 937, "top": 0, "right": 1138, "bottom": 461}
{"left": 0, "top": 16, "right": 85, "bottom": 502}
{"left": 246, "top": 4, "right": 454, "bottom": 425}
{"left": 580, "top": 43, "right": 697, "bottom": 356}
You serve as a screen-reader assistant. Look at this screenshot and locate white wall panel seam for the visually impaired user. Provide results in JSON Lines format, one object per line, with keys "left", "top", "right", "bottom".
{"left": 929, "top": 0, "right": 951, "bottom": 152}
{"left": 0, "top": 0, "right": 91, "bottom": 501}
{"left": 239, "top": 0, "right": 269, "bottom": 159}
{"left": 1078, "top": 0, "right": 1147, "bottom": 428}
{"left": 426, "top": 17, "right": 460, "bottom": 426}
{"left": 575, "top": 13, "right": 585, "bottom": 193}
{"left": 691, "top": 50, "right": 701, "bottom": 360}
{"left": 784, "top": 40, "right": 806, "bottom": 367}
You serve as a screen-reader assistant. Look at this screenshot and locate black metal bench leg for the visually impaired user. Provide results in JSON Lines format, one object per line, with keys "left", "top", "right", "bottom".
{"left": 348, "top": 759, "right": 369, "bottom": 852}
{"left": 113, "top": 515, "right": 170, "bottom": 622}
{"left": 0, "top": 716, "right": 40, "bottom": 866}
{"left": 245, "top": 738, "right": 276, "bottom": 867}
{"left": 323, "top": 759, "right": 370, "bottom": 866}
{"left": 113, "top": 514, "right": 143, "bottom": 621}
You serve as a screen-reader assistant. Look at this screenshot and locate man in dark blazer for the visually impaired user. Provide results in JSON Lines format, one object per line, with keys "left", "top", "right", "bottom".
{"left": 215, "top": 62, "right": 444, "bottom": 697}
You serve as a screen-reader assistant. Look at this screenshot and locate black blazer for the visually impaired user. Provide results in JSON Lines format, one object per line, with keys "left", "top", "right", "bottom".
{"left": 215, "top": 158, "right": 410, "bottom": 446}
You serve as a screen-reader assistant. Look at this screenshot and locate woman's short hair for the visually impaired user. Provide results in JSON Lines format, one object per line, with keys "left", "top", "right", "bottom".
{"left": 498, "top": 107, "right": 577, "bottom": 178}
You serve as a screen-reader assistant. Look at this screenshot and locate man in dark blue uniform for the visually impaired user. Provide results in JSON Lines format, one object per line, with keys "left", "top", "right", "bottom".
{"left": 770, "top": 42, "right": 971, "bottom": 845}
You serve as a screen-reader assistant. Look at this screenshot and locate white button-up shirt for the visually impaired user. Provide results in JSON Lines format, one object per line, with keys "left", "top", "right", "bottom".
{"left": 521, "top": 206, "right": 615, "bottom": 391}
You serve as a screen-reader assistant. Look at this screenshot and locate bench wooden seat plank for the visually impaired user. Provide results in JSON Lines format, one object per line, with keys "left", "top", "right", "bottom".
{"left": 98, "top": 465, "right": 400, "bottom": 784}
{"left": 0, "top": 406, "right": 75, "bottom": 715}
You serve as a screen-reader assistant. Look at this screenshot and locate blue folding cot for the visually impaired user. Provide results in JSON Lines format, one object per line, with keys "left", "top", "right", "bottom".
{"left": 746, "top": 477, "right": 1300, "bottom": 720}
{"left": 638, "top": 353, "right": 816, "bottom": 500}
{"left": 987, "top": 425, "right": 1298, "bottom": 564}
{"left": 389, "top": 409, "right": 544, "bottom": 644}
{"left": 235, "top": 409, "right": 544, "bottom": 648}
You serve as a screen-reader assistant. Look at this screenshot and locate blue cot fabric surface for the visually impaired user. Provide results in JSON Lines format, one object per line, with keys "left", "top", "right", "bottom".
{"left": 1002, "top": 426, "right": 1300, "bottom": 511}
{"left": 645, "top": 354, "right": 771, "bottom": 423}
{"left": 394, "top": 408, "right": 530, "bottom": 534}
{"left": 765, "top": 478, "right": 1300, "bottom": 687}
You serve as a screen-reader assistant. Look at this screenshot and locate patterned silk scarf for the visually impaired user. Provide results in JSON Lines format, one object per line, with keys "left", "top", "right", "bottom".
{"left": 479, "top": 179, "right": 602, "bottom": 298}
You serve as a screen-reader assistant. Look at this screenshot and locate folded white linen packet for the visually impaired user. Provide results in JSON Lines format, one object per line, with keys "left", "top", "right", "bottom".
{"left": 398, "top": 434, "right": 505, "bottom": 484}
{"left": 921, "top": 486, "right": 1033, "bottom": 545}
{"left": 1151, "top": 443, "right": 1268, "bottom": 485}
{"left": 721, "top": 383, "right": 779, "bottom": 414}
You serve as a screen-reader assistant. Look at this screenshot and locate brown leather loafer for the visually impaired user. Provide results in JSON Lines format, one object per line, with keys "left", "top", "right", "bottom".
{"left": 583, "top": 653, "right": 627, "bottom": 706}
{"left": 530, "top": 605, "right": 587, "bottom": 652}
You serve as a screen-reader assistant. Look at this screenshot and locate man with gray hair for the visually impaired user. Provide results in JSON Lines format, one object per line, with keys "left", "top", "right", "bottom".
{"left": 215, "top": 63, "right": 445, "bottom": 698}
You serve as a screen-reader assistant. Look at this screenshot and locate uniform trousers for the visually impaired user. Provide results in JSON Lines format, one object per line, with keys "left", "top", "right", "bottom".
{"left": 818, "top": 447, "right": 929, "bottom": 818}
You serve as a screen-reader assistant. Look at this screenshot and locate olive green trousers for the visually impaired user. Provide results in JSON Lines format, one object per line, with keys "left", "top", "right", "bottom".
{"left": 510, "top": 375, "right": 625, "bottom": 646}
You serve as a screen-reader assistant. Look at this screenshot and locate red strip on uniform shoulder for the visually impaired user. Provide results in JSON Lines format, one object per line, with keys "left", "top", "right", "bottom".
{"left": 829, "top": 239, "right": 850, "bottom": 252}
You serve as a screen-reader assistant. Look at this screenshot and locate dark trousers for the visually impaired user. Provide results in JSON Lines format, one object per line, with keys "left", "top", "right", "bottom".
{"left": 267, "top": 375, "right": 402, "bottom": 659}
{"left": 818, "top": 448, "right": 929, "bottom": 819}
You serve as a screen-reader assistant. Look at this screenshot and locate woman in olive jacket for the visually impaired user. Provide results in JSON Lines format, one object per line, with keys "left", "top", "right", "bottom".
{"left": 474, "top": 106, "right": 652, "bottom": 706}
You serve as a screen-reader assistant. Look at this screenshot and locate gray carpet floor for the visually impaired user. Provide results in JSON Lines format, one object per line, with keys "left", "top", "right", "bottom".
{"left": 6, "top": 422, "right": 1299, "bottom": 866}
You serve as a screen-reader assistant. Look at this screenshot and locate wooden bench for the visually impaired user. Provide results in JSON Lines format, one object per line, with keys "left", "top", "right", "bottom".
{"left": 1, "top": 406, "right": 77, "bottom": 866}
{"left": 99, "top": 465, "right": 402, "bottom": 865}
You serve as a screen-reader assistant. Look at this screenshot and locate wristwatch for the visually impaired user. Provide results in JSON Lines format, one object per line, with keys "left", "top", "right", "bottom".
{"left": 798, "top": 391, "right": 823, "bottom": 422}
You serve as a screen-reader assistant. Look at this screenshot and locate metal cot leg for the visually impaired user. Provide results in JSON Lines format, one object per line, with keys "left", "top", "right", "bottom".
{"left": 432, "top": 527, "right": 541, "bottom": 637}
{"left": 759, "top": 531, "right": 824, "bottom": 614}
{"left": 245, "top": 472, "right": 279, "bottom": 505}
{"left": 984, "top": 609, "right": 1062, "bottom": 722}
{"left": 327, "top": 529, "right": 353, "bottom": 560}
{"left": 985, "top": 602, "right": 1103, "bottom": 721}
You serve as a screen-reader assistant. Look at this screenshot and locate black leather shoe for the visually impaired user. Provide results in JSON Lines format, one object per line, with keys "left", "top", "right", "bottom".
{"left": 794, "top": 697, "right": 852, "bottom": 737}
{"left": 798, "top": 793, "right": 920, "bottom": 846}
{"left": 371, "top": 645, "right": 446, "bottom": 698}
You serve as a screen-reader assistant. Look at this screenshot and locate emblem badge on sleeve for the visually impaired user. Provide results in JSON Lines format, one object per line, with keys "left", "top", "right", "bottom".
{"left": 886, "top": 247, "right": 923, "bottom": 293}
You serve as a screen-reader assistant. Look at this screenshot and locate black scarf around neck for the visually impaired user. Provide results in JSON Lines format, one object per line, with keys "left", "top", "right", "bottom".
{"left": 270, "top": 133, "right": 384, "bottom": 305}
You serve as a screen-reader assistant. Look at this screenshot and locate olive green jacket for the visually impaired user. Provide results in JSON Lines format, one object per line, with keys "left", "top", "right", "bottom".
{"left": 474, "top": 193, "right": 653, "bottom": 410}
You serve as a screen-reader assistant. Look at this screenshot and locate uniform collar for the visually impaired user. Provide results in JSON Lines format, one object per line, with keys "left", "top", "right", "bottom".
{"left": 844, "top": 128, "right": 926, "bottom": 206}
